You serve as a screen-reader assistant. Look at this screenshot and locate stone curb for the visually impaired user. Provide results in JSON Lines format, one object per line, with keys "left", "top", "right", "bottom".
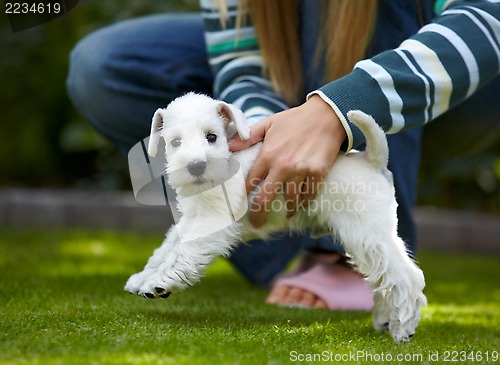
{"left": 0, "top": 188, "right": 174, "bottom": 233}
{"left": 0, "top": 188, "right": 499, "bottom": 254}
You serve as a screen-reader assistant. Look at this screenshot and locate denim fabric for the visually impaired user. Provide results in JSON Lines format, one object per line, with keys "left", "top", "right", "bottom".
{"left": 66, "top": 2, "right": 452, "bottom": 287}
{"left": 67, "top": 14, "right": 213, "bottom": 155}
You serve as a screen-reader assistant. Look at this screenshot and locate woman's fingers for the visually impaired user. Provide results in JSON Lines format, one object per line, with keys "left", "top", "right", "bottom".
{"left": 228, "top": 118, "right": 270, "bottom": 152}
{"left": 230, "top": 95, "right": 346, "bottom": 228}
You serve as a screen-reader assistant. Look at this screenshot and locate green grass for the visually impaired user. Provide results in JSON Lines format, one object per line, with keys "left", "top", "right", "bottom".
{"left": 0, "top": 230, "right": 499, "bottom": 365}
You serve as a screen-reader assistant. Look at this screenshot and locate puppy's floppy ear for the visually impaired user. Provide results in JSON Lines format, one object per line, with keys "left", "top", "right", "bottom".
{"left": 217, "top": 102, "right": 250, "bottom": 141}
{"left": 148, "top": 108, "right": 165, "bottom": 157}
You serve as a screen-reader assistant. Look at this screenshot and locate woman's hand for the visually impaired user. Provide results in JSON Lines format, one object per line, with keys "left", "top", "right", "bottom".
{"left": 229, "top": 95, "right": 347, "bottom": 228}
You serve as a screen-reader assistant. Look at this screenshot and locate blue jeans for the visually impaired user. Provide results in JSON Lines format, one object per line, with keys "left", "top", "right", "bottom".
{"left": 67, "top": 13, "right": 423, "bottom": 287}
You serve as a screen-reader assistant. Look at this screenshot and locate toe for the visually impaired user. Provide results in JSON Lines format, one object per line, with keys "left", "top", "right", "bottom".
{"left": 266, "top": 285, "right": 328, "bottom": 309}
{"left": 293, "top": 289, "right": 327, "bottom": 309}
{"left": 266, "top": 285, "right": 290, "bottom": 304}
{"left": 314, "top": 298, "right": 328, "bottom": 309}
{"left": 284, "top": 287, "right": 304, "bottom": 305}
{"left": 298, "top": 290, "right": 316, "bottom": 307}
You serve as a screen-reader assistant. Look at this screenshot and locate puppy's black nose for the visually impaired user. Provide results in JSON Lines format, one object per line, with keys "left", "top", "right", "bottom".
{"left": 187, "top": 160, "right": 207, "bottom": 176}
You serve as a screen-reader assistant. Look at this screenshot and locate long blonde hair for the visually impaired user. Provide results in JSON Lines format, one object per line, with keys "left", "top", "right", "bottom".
{"left": 217, "top": 0, "right": 379, "bottom": 105}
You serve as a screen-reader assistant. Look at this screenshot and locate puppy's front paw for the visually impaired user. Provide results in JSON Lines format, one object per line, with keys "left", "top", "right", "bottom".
{"left": 139, "top": 282, "right": 172, "bottom": 299}
{"left": 124, "top": 269, "right": 155, "bottom": 296}
{"left": 137, "top": 271, "right": 180, "bottom": 299}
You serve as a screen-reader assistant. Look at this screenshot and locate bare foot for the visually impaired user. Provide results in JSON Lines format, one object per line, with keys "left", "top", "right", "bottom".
{"left": 265, "top": 256, "right": 374, "bottom": 311}
{"left": 266, "top": 285, "right": 327, "bottom": 309}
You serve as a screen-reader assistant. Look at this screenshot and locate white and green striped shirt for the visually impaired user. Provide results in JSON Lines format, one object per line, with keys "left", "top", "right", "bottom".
{"left": 201, "top": 0, "right": 499, "bottom": 151}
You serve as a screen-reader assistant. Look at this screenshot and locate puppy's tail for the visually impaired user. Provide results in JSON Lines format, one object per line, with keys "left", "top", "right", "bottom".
{"left": 347, "top": 110, "right": 389, "bottom": 170}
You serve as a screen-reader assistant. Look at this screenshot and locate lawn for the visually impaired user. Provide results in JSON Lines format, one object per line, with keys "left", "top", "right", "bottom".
{"left": 0, "top": 229, "right": 498, "bottom": 364}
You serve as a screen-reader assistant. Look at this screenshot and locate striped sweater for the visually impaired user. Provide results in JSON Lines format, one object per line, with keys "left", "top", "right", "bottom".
{"left": 201, "top": 0, "right": 500, "bottom": 151}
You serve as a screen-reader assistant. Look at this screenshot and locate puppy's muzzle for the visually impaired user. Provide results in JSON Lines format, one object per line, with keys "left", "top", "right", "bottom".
{"left": 187, "top": 160, "right": 207, "bottom": 177}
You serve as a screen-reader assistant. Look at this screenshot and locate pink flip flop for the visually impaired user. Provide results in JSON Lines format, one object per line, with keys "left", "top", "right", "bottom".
{"left": 268, "top": 257, "right": 374, "bottom": 311}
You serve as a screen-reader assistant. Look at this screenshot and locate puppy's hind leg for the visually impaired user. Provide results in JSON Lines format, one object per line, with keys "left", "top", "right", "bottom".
{"left": 372, "top": 290, "right": 391, "bottom": 333}
{"left": 337, "top": 228, "right": 427, "bottom": 342}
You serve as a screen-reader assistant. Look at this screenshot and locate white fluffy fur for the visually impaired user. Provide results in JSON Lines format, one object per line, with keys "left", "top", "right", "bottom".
{"left": 125, "top": 93, "right": 427, "bottom": 342}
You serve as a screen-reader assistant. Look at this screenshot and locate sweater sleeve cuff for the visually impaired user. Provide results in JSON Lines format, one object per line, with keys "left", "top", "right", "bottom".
{"left": 306, "top": 90, "right": 356, "bottom": 153}
{"left": 311, "top": 67, "right": 394, "bottom": 150}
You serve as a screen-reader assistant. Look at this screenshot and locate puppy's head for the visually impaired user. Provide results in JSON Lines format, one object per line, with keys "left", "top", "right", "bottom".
{"left": 148, "top": 93, "right": 250, "bottom": 192}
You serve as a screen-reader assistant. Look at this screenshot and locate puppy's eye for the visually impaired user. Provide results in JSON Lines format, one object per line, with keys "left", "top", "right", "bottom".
{"left": 171, "top": 138, "right": 181, "bottom": 148}
{"left": 206, "top": 133, "right": 217, "bottom": 144}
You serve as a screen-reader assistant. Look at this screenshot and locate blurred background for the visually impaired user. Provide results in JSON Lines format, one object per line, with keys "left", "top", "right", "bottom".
{"left": 0, "top": 0, "right": 198, "bottom": 191}
{"left": 0, "top": 0, "right": 499, "bottom": 213}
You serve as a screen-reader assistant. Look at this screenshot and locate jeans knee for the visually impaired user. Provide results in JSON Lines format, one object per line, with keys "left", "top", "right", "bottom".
{"left": 66, "top": 32, "right": 106, "bottom": 106}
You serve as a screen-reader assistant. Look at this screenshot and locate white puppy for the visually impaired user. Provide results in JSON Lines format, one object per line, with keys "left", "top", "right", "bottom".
{"left": 125, "top": 92, "right": 426, "bottom": 342}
